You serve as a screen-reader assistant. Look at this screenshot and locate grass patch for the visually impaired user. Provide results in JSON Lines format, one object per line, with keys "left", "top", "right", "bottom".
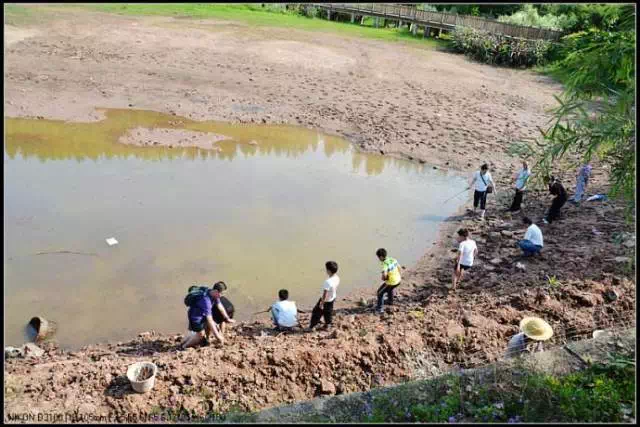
{"left": 4, "top": 3, "right": 41, "bottom": 25}
{"left": 48, "top": 3, "right": 446, "bottom": 48}
{"left": 363, "top": 354, "right": 636, "bottom": 423}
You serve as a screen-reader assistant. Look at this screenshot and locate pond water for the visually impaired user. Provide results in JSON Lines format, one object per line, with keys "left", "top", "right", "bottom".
{"left": 4, "top": 109, "right": 467, "bottom": 349}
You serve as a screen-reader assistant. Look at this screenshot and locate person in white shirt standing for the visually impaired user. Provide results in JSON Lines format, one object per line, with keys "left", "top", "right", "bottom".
{"left": 508, "top": 161, "right": 531, "bottom": 212}
{"left": 518, "top": 216, "right": 543, "bottom": 256}
{"left": 468, "top": 163, "right": 498, "bottom": 220}
{"left": 309, "top": 261, "right": 340, "bottom": 330}
{"left": 453, "top": 228, "right": 477, "bottom": 290}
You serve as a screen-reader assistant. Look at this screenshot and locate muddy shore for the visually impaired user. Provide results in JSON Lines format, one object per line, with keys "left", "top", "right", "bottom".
{"left": 4, "top": 6, "right": 636, "bottom": 421}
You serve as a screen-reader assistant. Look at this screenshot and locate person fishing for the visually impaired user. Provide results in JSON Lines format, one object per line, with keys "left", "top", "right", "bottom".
{"left": 308, "top": 261, "right": 340, "bottom": 330}
{"left": 569, "top": 162, "right": 592, "bottom": 204}
{"left": 543, "top": 176, "right": 568, "bottom": 224}
{"left": 255, "top": 289, "right": 307, "bottom": 331}
{"left": 508, "top": 160, "right": 531, "bottom": 213}
{"left": 469, "top": 163, "right": 497, "bottom": 220}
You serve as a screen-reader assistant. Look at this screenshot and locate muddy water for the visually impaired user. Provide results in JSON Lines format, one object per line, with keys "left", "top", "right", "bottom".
{"left": 4, "top": 109, "right": 467, "bottom": 349}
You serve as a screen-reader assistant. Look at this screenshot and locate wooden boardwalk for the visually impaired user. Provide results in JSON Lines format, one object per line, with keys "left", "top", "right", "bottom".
{"left": 309, "top": 3, "right": 563, "bottom": 41}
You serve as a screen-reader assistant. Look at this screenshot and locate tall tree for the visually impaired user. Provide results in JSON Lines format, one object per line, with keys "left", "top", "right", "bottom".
{"left": 511, "top": 5, "right": 636, "bottom": 217}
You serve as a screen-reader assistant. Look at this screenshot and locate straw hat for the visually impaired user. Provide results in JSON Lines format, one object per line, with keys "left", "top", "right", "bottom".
{"left": 519, "top": 317, "right": 553, "bottom": 341}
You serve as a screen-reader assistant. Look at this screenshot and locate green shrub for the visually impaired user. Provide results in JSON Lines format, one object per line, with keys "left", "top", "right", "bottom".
{"left": 498, "top": 4, "right": 573, "bottom": 31}
{"left": 299, "top": 5, "right": 319, "bottom": 19}
{"left": 416, "top": 4, "right": 438, "bottom": 13}
{"left": 452, "top": 27, "right": 554, "bottom": 67}
{"left": 538, "top": 4, "right": 629, "bottom": 33}
{"left": 410, "top": 394, "right": 461, "bottom": 422}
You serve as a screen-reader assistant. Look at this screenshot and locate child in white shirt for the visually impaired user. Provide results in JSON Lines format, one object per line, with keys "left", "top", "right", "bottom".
{"left": 453, "top": 228, "right": 477, "bottom": 289}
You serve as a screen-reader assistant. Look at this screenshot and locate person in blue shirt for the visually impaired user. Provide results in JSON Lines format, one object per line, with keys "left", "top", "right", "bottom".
{"left": 508, "top": 161, "right": 530, "bottom": 212}
{"left": 180, "top": 282, "right": 234, "bottom": 349}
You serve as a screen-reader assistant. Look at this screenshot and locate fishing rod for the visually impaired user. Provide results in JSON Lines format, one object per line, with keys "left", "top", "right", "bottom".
{"left": 443, "top": 187, "right": 470, "bottom": 203}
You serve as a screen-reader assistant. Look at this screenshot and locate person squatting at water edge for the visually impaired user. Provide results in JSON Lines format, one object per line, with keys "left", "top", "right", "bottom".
{"left": 309, "top": 261, "right": 340, "bottom": 330}
{"left": 181, "top": 281, "right": 235, "bottom": 349}
{"left": 452, "top": 229, "right": 477, "bottom": 290}
{"left": 375, "top": 248, "right": 402, "bottom": 314}
{"left": 505, "top": 317, "right": 553, "bottom": 359}
{"left": 468, "top": 163, "right": 498, "bottom": 220}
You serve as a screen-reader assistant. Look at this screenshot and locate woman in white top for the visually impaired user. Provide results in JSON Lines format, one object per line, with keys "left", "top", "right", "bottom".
{"left": 453, "top": 228, "right": 477, "bottom": 290}
{"left": 468, "top": 163, "right": 498, "bottom": 219}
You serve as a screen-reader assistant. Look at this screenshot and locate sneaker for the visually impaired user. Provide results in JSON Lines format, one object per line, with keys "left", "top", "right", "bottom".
{"left": 543, "top": 219, "right": 549, "bottom": 224}
{"left": 376, "top": 308, "right": 384, "bottom": 315}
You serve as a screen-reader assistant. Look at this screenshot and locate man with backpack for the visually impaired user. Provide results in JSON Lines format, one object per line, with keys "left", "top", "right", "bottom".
{"left": 180, "top": 281, "right": 235, "bottom": 349}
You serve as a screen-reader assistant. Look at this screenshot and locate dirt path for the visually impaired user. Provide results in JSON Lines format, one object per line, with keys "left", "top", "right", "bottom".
{"left": 3, "top": 7, "right": 635, "bottom": 421}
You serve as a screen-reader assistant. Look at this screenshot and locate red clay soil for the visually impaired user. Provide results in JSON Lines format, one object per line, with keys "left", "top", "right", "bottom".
{"left": 3, "top": 6, "right": 636, "bottom": 421}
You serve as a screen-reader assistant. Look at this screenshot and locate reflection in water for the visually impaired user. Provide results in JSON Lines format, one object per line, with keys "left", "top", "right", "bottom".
{"left": 4, "top": 109, "right": 430, "bottom": 177}
{"left": 4, "top": 108, "right": 467, "bottom": 349}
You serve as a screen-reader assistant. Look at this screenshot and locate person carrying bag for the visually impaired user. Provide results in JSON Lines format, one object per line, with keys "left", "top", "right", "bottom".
{"left": 468, "top": 163, "right": 497, "bottom": 220}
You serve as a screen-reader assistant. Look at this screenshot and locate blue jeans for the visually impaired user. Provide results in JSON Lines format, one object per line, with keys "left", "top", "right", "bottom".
{"left": 519, "top": 240, "right": 542, "bottom": 256}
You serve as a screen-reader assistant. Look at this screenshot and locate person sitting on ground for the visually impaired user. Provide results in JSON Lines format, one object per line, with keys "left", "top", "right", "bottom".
{"left": 505, "top": 317, "right": 553, "bottom": 359}
{"left": 518, "top": 216, "right": 543, "bottom": 256}
{"left": 508, "top": 160, "right": 531, "bottom": 212}
{"left": 180, "top": 286, "right": 226, "bottom": 349}
{"left": 309, "top": 261, "right": 340, "bottom": 330}
{"left": 468, "top": 163, "right": 498, "bottom": 220}
{"left": 452, "top": 228, "right": 477, "bottom": 290}
{"left": 543, "top": 176, "right": 568, "bottom": 224}
{"left": 270, "top": 289, "right": 306, "bottom": 331}
{"left": 375, "top": 248, "right": 402, "bottom": 314}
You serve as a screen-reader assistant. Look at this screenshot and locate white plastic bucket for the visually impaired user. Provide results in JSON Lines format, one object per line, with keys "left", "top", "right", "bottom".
{"left": 127, "top": 361, "right": 157, "bottom": 393}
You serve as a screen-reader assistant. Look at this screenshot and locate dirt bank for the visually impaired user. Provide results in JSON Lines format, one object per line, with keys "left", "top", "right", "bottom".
{"left": 3, "top": 6, "right": 636, "bottom": 421}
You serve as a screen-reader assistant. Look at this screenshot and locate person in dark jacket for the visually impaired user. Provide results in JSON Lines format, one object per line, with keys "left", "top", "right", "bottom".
{"left": 543, "top": 176, "right": 568, "bottom": 224}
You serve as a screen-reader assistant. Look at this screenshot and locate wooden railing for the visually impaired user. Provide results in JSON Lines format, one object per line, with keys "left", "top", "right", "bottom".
{"left": 310, "top": 3, "right": 563, "bottom": 41}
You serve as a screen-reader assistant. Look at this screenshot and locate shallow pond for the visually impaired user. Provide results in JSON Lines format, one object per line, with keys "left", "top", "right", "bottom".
{"left": 4, "top": 109, "right": 467, "bottom": 348}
